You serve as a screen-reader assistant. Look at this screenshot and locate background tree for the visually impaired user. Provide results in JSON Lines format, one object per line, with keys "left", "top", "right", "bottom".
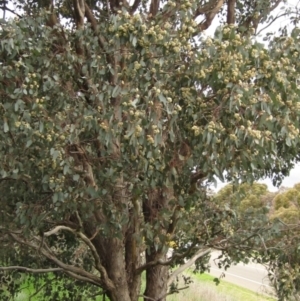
{"left": 1, "top": 1, "right": 300, "bottom": 301}
{"left": 263, "top": 183, "right": 300, "bottom": 301}
{"left": 214, "top": 182, "right": 269, "bottom": 213}
{"left": 272, "top": 183, "right": 300, "bottom": 223}
{"left": 214, "top": 182, "right": 300, "bottom": 301}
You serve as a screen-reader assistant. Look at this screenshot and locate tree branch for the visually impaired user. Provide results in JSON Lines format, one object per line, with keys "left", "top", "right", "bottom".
{"left": 130, "top": 0, "right": 141, "bottom": 14}
{"left": 139, "top": 295, "right": 156, "bottom": 301}
{"left": 9, "top": 232, "right": 106, "bottom": 288}
{"left": 227, "top": 0, "right": 236, "bottom": 24}
{"left": 84, "top": 2, "right": 97, "bottom": 31}
{"left": 72, "top": 0, "right": 85, "bottom": 55}
{"left": 28, "top": 282, "right": 48, "bottom": 300}
{"left": 44, "top": 225, "right": 70, "bottom": 236}
{"left": 136, "top": 243, "right": 198, "bottom": 274}
{"left": 269, "top": 0, "right": 284, "bottom": 12}
{"left": 256, "top": 12, "right": 295, "bottom": 35}
{"left": 46, "top": 0, "right": 59, "bottom": 28}
{"left": 73, "top": 0, "right": 85, "bottom": 29}
{"left": 149, "top": 0, "right": 160, "bottom": 17}
{"left": 0, "top": 266, "right": 62, "bottom": 273}
{"left": 84, "top": 2, "right": 107, "bottom": 50}
{"left": 159, "top": 285, "right": 189, "bottom": 300}
{"left": 0, "top": 5, "right": 22, "bottom": 18}
{"left": 195, "top": 0, "right": 224, "bottom": 18}
{"left": 44, "top": 225, "right": 114, "bottom": 290}
{"left": 198, "top": 0, "right": 225, "bottom": 31}
{"left": 168, "top": 248, "right": 211, "bottom": 285}
{"left": 239, "top": 0, "right": 285, "bottom": 34}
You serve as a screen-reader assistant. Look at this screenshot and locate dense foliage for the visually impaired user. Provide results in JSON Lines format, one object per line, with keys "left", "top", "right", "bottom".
{"left": 1, "top": 0, "right": 300, "bottom": 300}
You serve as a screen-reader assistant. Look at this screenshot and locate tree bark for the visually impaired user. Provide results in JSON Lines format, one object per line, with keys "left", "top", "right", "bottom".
{"left": 84, "top": 219, "right": 133, "bottom": 301}
{"left": 144, "top": 252, "right": 168, "bottom": 301}
{"left": 125, "top": 210, "right": 142, "bottom": 301}
{"left": 96, "top": 237, "right": 132, "bottom": 301}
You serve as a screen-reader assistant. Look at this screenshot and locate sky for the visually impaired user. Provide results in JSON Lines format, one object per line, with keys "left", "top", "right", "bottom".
{"left": 214, "top": 163, "right": 300, "bottom": 192}
{"left": 259, "top": 163, "right": 300, "bottom": 191}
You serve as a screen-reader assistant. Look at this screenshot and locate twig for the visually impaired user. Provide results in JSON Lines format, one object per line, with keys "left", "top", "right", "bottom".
{"left": 75, "top": 210, "right": 83, "bottom": 229}
{"left": 89, "top": 229, "right": 100, "bottom": 241}
{"left": 167, "top": 248, "right": 211, "bottom": 285}
{"left": 0, "top": 6, "right": 22, "bottom": 18}
{"left": 159, "top": 286, "right": 189, "bottom": 300}
{"left": 29, "top": 282, "right": 48, "bottom": 301}
{"left": 256, "top": 12, "right": 296, "bottom": 35}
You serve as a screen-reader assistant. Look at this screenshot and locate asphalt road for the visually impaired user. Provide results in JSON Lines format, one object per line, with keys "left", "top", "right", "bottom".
{"left": 209, "top": 253, "right": 274, "bottom": 296}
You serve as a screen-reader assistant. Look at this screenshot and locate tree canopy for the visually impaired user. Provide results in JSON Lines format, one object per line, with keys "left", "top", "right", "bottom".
{"left": 1, "top": 1, "right": 300, "bottom": 301}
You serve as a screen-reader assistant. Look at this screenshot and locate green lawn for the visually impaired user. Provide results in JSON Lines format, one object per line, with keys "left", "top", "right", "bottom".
{"left": 167, "top": 272, "right": 276, "bottom": 301}
{"left": 13, "top": 272, "right": 276, "bottom": 301}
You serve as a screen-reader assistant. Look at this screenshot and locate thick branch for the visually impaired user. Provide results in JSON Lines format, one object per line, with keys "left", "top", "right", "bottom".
{"left": 73, "top": 0, "right": 85, "bottom": 28}
{"left": 0, "top": 266, "right": 62, "bottom": 273}
{"left": 84, "top": 2, "right": 108, "bottom": 60}
{"left": 227, "top": 0, "right": 236, "bottom": 24}
{"left": 44, "top": 225, "right": 70, "bottom": 236}
{"left": 195, "top": 0, "right": 224, "bottom": 17}
{"left": 44, "top": 225, "right": 113, "bottom": 290}
{"left": 136, "top": 243, "right": 198, "bottom": 274}
{"left": 167, "top": 248, "right": 211, "bottom": 285}
{"left": 198, "top": 0, "right": 225, "bottom": 31}
{"left": 84, "top": 2, "right": 98, "bottom": 32}
{"left": 9, "top": 232, "right": 105, "bottom": 288}
{"left": 72, "top": 0, "right": 85, "bottom": 55}
{"left": 46, "top": 0, "right": 58, "bottom": 28}
{"left": 130, "top": 0, "right": 141, "bottom": 14}
{"left": 149, "top": 0, "right": 160, "bottom": 17}
{"left": 64, "top": 269, "right": 102, "bottom": 285}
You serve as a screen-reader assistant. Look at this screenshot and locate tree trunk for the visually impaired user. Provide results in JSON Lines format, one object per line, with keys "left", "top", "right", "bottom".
{"left": 125, "top": 216, "right": 142, "bottom": 301}
{"left": 142, "top": 186, "right": 172, "bottom": 301}
{"left": 84, "top": 220, "right": 133, "bottom": 301}
{"left": 144, "top": 253, "right": 169, "bottom": 301}
{"left": 103, "top": 239, "right": 132, "bottom": 301}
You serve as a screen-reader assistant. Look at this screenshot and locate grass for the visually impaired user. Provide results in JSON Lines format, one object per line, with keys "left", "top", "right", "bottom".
{"left": 167, "top": 272, "right": 276, "bottom": 301}
{"left": 14, "top": 277, "right": 103, "bottom": 301}
{"left": 13, "top": 272, "right": 275, "bottom": 301}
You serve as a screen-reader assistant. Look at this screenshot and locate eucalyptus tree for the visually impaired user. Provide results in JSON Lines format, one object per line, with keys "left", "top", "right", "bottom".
{"left": 1, "top": 0, "right": 300, "bottom": 300}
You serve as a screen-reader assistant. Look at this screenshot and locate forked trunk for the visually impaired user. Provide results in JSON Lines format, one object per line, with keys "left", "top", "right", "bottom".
{"left": 84, "top": 221, "right": 133, "bottom": 301}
